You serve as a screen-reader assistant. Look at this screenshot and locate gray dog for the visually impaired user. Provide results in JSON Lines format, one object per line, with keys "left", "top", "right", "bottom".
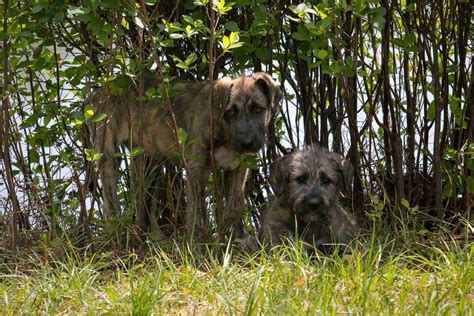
{"left": 254, "top": 146, "right": 358, "bottom": 252}
{"left": 89, "top": 72, "right": 282, "bottom": 238}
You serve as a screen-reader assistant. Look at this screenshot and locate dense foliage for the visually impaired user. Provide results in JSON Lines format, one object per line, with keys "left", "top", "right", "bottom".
{"left": 0, "top": 0, "right": 472, "bottom": 248}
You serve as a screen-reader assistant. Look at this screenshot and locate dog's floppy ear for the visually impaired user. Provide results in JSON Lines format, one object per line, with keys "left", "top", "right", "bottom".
{"left": 214, "top": 77, "right": 234, "bottom": 119}
{"left": 330, "top": 153, "right": 354, "bottom": 194}
{"left": 270, "top": 151, "right": 295, "bottom": 196}
{"left": 253, "top": 72, "right": 283, "bottom": 114}
{"left": 221, "top": 83, "right": 233, "bottom": 119}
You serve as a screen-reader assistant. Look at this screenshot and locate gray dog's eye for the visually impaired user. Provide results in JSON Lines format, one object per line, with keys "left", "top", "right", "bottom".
{"left": 320, "top": 175, "right": 331, "bottom": 185}
{"left": 254, "top": 106, "right": 264, "bottom": 114}
{"left": 295, "top": 175, "right": 307, "bottom": 184}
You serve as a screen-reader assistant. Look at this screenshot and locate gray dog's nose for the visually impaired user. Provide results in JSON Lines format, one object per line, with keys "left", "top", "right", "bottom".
{"left": 305, "top": 196, "right": 322, "bottom": 210}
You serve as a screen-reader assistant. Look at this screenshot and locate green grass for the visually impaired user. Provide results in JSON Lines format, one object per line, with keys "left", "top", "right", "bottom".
{"left": 1, "top": 234, "right": 472, "bottom": 315}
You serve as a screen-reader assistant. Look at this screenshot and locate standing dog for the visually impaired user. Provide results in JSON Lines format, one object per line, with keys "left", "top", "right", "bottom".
{"left": 257, "top": 146, "right": 358, "bottom": 251}
{"left": 89, "top": 73, "right": 282, "bottom": 238}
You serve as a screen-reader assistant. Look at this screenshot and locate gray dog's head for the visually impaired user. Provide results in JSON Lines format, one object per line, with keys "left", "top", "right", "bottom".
{"left": 270, "top": 147, "right": 353, "bottom": 225}
{"left": 218, "top": 72, "right": 282, "bottom": 153}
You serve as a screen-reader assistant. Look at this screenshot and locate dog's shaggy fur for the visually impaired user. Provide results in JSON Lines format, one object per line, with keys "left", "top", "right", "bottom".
{"left": 256, "top": 146, "right": 359, "bottom": 251}
{"left": 89, "top": 73, "right": 282, "bottom": 238}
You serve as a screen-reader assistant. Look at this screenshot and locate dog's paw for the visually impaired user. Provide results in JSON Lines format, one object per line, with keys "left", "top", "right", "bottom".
{"left": 234, "top": 235, "right": 260, "bottom": 252}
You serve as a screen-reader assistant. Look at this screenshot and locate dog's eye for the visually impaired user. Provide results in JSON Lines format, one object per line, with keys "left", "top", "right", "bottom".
{"left": 254, "top": 106, "right": 264, "bottom": 114}
{"left": 224, "top": 108, "right": 237, "bottom": 119}
{"left": 295, "top": 175, "right": 307, "bottom": 184}
{"left": 320, "top": 176, "right": 331, "bottom": 185}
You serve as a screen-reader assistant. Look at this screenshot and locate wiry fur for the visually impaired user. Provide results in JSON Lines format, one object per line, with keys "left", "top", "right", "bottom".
{"left": 89, "top": 72, "right": 282, "bottom": 238}
{"left": 256, "top": 146, "right": 359, "bottom": 251}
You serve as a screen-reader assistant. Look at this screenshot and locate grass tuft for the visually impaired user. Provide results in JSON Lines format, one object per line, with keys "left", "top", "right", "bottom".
{"left": 0, "top": 230, "right": 472, "bottom": 314}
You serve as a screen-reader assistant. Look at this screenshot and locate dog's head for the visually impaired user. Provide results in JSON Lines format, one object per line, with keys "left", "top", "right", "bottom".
{"left": 270, "top": 146, "right": 353, "bottom": 224}
{"left": 216, "top": 72, "right": 282, "bottom": 153}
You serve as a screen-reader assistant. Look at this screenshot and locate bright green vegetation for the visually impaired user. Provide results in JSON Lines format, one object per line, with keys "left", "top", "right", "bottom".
{"left": 1, "top": 234, "right": 472, "bottom": 315}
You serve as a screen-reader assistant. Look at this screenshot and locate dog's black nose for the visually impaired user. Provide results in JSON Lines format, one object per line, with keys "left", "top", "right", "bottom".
{"left": 305, "top": 196, "right": 321, "bottom": 210}
{"left": 295, "top": 194, "right": 326, "bottom": 216}
{"left": 241, "top": 139, "right": 255, "bottom": 151}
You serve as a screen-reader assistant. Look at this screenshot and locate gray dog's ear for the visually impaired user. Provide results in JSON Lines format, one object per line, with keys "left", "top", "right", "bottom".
{"left": 253, "top": 72, "right": 283, "bottom": 113}
{"left": 270, "top": 152, "right": 294, "bottom": 196}
{"left": 330, "top": 153, "right": 354, "bottom": 194}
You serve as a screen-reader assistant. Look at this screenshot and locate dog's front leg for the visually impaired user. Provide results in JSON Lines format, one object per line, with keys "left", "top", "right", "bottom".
{"left": 184, "top": 164, "right": 210, "bottom": 240}
{"left": 259, "top": 221, "right": 294, "bottom": 250}
{"left": 98, "top": 150, "right": 121, "bottom": 221}
{"left": 223, "top": 168, "right": 249, "bottom": 239}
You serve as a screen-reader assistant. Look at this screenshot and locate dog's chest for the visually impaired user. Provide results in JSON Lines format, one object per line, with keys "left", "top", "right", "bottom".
{"left": 214, "top": 147, "right": 237, "bottom": 168}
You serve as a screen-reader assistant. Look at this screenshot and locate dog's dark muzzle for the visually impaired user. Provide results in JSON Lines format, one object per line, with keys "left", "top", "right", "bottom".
{"left": 234, "top": 122, "right": 265, "bottom": 153}
{"left": 295, "top": 193, "right": 330, "bottom": 222}
{"left": 238, "top": 135, "right": 262, "bottom": 152}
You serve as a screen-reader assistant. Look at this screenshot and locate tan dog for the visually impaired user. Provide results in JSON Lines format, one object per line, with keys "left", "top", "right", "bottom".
{"left": 89, "top": 73, "right": 282, "bottom": 238}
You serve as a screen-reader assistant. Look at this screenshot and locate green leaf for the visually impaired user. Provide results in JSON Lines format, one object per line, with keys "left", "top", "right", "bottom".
{"left": 182, "top": 15, "right": 195, "bottom": 24}
{"left": 134, "top": 16, "right": 144, "bottom": 29}
{"left": 92, "top": 113, "right": 107, "bottom": 122}
{"left": 241, "top": 155, "right": 258, "bottom": 169}
{"left": 404, "top": 34, "right": 416, "bottom": 46}
{"left": 228, "top": 42, "right": 243, "bottom": 49}
{"left": 292, "top": 24, "right": 310, "bottom": 41}
{"left": 353, "top": 0, "right": 367, "bottom": 14}
{"left": 214, "top": 0, "right": 232, "bottom": 14}
{"left": 185, "top": 53, "right": 197, "bottom": 66}
{"left": 131, "top": 147, "right": 145, "bottom": 158}
{"left": 30, "top": 150, "right": 39, "bottom": 164}
{"left": 229, "top": 32, "right": 239, "bottom": 43}
{"left": 177, "top": 127, "right": 188, "bottom": 146}
{"left": 221, "top": 36, "right": 230, "bottom": 49}
{"left": 54, "top": 11, "right": 65, "bottom": 23}
{"left": 172, "top": 54, "right": 196, "bottom": 70}
{"left": 160, "top": 39, "right": 175, "bottom": 47}
{"left": 371, "top": 7, "right": 387, "bottom": 16}
{"left": 427, "top": 101, "right": 436, "bottom": 121}
{"left": 373, "top": 15, "right": 386, "bottom": 29}
{"left": 255, "top": 48, "right": 270, "bottom": 61}
{"left": 442, "top": 181, "right": 453, "bottom": 198}
{"left": 400, "top": 198, "right": 410, "bottom": 209}
{"left": 370, "top": 7, "right": 387, "bottom": 30}
{"left": 316, "top": 49, "right": 328, "bottom": 60}
{"left": 85, "top": 109, "right": 94, "bottom": 121}
{"left": 224, "top": 21, "right": 239, "bottom": 32}
{"left": 185, "top": 25, "right": 196, "bottom": 37}
{"left": 75, "top": 120, "right": 83, "bottom": 128}
{"left": 290, "top": 3, "right": 316, "bottom": 20}
{"left": 449, "top": 96, "right": 463, "bottom": 116}
{"left": 230, "top": 158, "right": 240, "bottom": 170}
{"left": 170, "top": 33, "right": 185, "bottom": 39}
{"left": 31, "top": 4, "right": 45, "bottom": 13}
{"left": 314, "top": 5, "right": 328, "bottom": 19}
{"left": 85, "top": 149, "right": 103, "bottom": 162}
{"left": 193, "top": 0, "right": 209, "bottom": 6}
{"left": 68, "top": 6, "right": 87, "bottom": 15}
{"left": 146, "top": 87, "right": 156, "bottom": 98}
{"left": 121, "top": 18, "right": 129, "bottom": 30}
{"left": 466, "top": 157, "right": 474, "bottom": 171}
{"left": 113, "top": 152, "right": 127, "bottom": 158}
